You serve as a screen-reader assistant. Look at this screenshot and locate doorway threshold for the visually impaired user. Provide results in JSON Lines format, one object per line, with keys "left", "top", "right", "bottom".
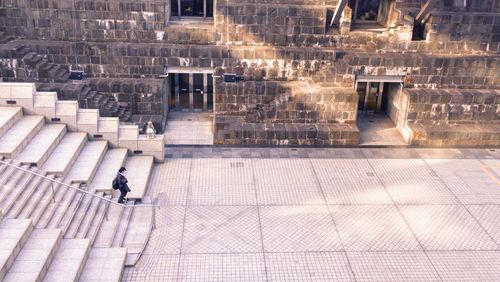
{"left": 357, "top": 113, "right": 408, "bottom": 146}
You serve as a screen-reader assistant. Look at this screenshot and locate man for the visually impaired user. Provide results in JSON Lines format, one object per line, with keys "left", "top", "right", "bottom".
{"left": 116, "top": 166, "right": 131, "bottom": 204}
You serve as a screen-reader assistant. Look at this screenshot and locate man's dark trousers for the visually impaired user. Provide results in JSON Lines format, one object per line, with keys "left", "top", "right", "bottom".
{"left": 118, "top": 185, "right": 129, "bottom": 203}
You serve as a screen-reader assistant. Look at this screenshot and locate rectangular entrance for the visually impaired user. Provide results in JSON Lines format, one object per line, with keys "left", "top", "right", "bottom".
{"left": 355, "top": 77, "right": 407, "bottom": 145}
{"left": 169, "top": 72, "right": 214, "bottom": 112}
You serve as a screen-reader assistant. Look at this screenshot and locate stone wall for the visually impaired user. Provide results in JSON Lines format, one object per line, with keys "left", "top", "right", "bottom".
{"left": 404, "top": 88, "right": 500, "bottom": 147}
{"left": 0, "top": 0, "right": 166, "bottom": 41}
{"left": 405, "top": 89, "right": 499, "bottom": 124}
{"left": 213, "top": 79, "right": 359, "bottom": 145}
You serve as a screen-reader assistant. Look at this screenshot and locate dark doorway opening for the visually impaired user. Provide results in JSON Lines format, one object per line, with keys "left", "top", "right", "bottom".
{"left": 356, "top": 81, "right": 407, "bottom": 145}
{"left": 169, "top": 72, "right": 214, "bottom": 112}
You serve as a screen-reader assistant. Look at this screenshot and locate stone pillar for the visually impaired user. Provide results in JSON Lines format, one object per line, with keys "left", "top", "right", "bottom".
{"left": 203, "top": 73, "right": 208, "bottom": 111}
{"left": 189, "top": 73, "right": 194, "bottom": 111}
{"left": 174, "top": 73, "right": 180, "bottom": 110}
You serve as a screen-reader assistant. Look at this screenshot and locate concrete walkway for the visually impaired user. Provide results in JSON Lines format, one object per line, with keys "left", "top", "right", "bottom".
{"left": 164, "top": 112, "right": 213, "bottom": 145}
{"left": 124, "top": 148, "right": 500, "bottom": 281}
{"left": 357, "top": 113, "right": 407, "bottom": 146}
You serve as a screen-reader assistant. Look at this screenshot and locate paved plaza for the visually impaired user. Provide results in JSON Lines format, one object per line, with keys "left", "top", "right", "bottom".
{"left": 124, "top": 148, "right": 500, "bottom": 281}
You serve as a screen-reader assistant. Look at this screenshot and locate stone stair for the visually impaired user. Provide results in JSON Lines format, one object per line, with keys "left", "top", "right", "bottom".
{"left": 0, "top": 216, "right": 33, "bottom": 281}
{"left": 0, "top": 82, "right": 163, "bottom": 280}
{"left": 0, "top": 42, "right": 68, "bottom": 84}
{"left": 0, "top": 214, "right": 128, "bottom": 282}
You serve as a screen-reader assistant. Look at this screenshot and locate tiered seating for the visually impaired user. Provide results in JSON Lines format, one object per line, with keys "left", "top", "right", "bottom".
{"left": 0, "top": 82, "right": 163, "bottom": 280}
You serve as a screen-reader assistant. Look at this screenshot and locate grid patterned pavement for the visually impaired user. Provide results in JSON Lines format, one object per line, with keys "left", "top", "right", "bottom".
{"left": 124, "top": 149, "right": 500, "bottom": 281}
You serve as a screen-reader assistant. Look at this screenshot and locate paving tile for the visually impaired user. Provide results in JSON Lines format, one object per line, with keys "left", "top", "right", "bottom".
{"left": 148, "top": 160, "right": 191, "bottom": 205}
{"left": 399, "top": 205, "right": 498, "bottom": 250}
{"left": 260, "top": 205, "right": 342, "bottom": 252}
{"left": 253, "top": 159, "right": 324, "bottom": 205}
{"left": 381, "top": 178, "right": 458, "bottom": 204}
{"left": 311, "top": 159, "right": 375, "bottom": 180}
{"left": 368, "top": 159, "right": 436, "bottom": 179}
{"left": 265, "top": 252, "right": 354, "bottom": 281}
{"left": 427, "top": 251, "right": 500, "bottom": 281}
{"left": 467, "top": 205, "right": 500, "bottom": 245}
{"left": 440, "top": 176, "right": 500, "bottom": 204}
{"left": 319, "top": 178, "right": 392, "bottom": 204}
{"left": 182, "top": 206, "right": 261, "bottom": 253}
{"left": 190, "top": 159, "right": 256, "bottom": 205}
{"left": 143, "top": 206, "right": 185, "bottom": 255}
{"left": 331, "top": 205, "right": 420, "bottom": 251}
{"left": 347, "top": 251, "right": 441, "bottom": 281}
{"left": 122, "top": 254, "right": 179, "bottom": 282}
{"left": 178, "top": 253, "right": 266, "bottom": 282}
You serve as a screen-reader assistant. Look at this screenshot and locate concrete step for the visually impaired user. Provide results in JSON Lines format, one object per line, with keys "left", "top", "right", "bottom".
{"left": 36, "top": 186, "right": 78, "bottom": 229}
{"left": 89, "top": 149, "right": 128, "bottom": 194}
{"left": 42, "top": 239, "right": 91, "bottom": 282}
{"left": 3, "top": 228, "right": 62, "bottom": 282}
{"left": 65, "top": 141, "right": 108, "bottom": 185}
{"left": 16, "top": 124, "right": 67, "bottom": 167}
{"left": 123, "top": 156, "right": 154, "bottom": 201}
{"left": 0, "top": 115, "right": 45, "bottom": 158}
{"left": 62, "top": 191, "right": 99, "bottom": 238}
{"left": 79, "top": 248, "right": 126, "bottom": 282}
{"left": 0, "top": 166, "right": 36, "bottom": 214}
{"left": 0, "top": 163, "right": 27, "bottom": 190}
{"left": 43, "top": 132, "right": 87, "bottom": 177}
{"left": 123, "top": 204, "right": 153, "bottom": 266}
{"left": 45, "top": 188, "right": 83, "bottom": 230}
{"left": 10, "top": 174, "right": 54, "bottom": 220}
{"left": 84, "top": 195, "right": 112, "bottom": 245}
{"left": 2, "top": 172, "right": 43, "bottom": 217}
{"left": 72, "top": 192, "right": 105, "bottom": 240}
{"left": 92, "top": 197, "right": 126, "bottom": 248}
{"left": 0, "top": 218, "right": 33, "bottom": 281}
{"left": 0, "top": 159, "right": 15, "bottom": 185}
{"left": 0, "top": 107, "right": 22, "bottom": 137}
{"left": 28, "top": 180, "right": 68, "bottom": 228}
{"left": 111, "top": 201, "right": 134, "bottom": 248}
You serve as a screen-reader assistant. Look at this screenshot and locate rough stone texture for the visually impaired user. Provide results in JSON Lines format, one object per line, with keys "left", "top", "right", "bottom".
{"left": 0, "top": 0, "right": 499, "bottom": 146}
{"left": 213, "top": 80, "right": 359, "bottom": 145}
{"left": 404, "top": 89, "right": 500, "bottom": 147}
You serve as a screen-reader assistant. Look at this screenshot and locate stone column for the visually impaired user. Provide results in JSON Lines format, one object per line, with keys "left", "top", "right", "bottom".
{"left": 174, "top": 73, "right": 180, "bottom": 110}
{"left": 203, "top": 73, "right": 208, "bottom": 111}
{"left": 189, "top": 73, "right": 194, "bottom": 111}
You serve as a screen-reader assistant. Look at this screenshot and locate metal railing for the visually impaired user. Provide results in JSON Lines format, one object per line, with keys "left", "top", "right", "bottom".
{"left": 0, "top": 159, "right": 160, "bottom": 228}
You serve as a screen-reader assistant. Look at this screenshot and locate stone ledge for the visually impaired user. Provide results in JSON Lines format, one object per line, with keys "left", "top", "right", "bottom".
{"left": 215, "top": 122, "right": 359, "bottom": 146}
{"left": 409, "top": 123, "right": 500, "bottom": 147}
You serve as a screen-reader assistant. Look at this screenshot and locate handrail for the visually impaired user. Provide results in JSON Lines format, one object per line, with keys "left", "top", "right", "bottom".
{"left": 0, "top": 160, "right": 160, "bottom": 209}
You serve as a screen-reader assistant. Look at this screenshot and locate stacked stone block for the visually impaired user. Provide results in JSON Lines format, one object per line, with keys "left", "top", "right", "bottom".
{"left": 404, "top": 88, "right": 500, "bottom": 147}
{"left": 214, "top": 79, "right": 359, "bottom": 146}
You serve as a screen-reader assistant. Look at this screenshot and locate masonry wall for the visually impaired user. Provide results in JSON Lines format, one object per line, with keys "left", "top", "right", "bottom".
{"left": 404, "top": 88, "right": 500, "bottom": 147}
{"left": 213, "top": 79, "right": 359, "bottom": 145}
{"left": 1, "top": 0, "right": 500, "bottom": 147}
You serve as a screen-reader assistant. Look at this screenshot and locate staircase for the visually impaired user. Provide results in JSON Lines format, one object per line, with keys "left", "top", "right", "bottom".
{"left": 0, "top": 82, "right": 163, "bottom": 281}
{"left": 0, "top": 41, "right": 133, "bottom": 122}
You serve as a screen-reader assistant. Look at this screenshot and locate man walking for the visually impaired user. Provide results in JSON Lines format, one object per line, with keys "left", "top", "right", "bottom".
{"left": 115, "top": 166, "right": 131, "bottom": 204}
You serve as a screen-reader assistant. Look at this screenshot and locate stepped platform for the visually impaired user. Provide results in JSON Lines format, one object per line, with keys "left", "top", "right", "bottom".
{"left": 43, "top": 132, "right": 87, "bottom": 176}
{"left": 0, "top": 115, "right": 44, "bottom": 158}
{"left": 0, "top": 107, "right": 22, "bottom": 137}
{"left": 93, "top": 199, "right": 131, "bottom": 248}
{"left": 80, "top": 248, "right": 126, "bottom": 282}
{"left": 0, "top": 218, "right": 32, "bottom": 281}
{"left": 0, "top": 82, "right": 157, "bottom": 282}
{"left": 65, "top": 141, "right": 108, "bottom": 184}
{"left": 43, "top": 239, "right": 90, "bottom": 282}
{"left": 16, "top": 124, "right": 66, "bottom": 167}
{"left": 123, "top": 204, "right": 153, "bottom": 266}
{"left": 3, "top": 228, "right": 61, "bottom": 281}
{"left": 90, "top": 149, "right": 128, "bottom": 193}
{"left": 124, "top": 156, "right": 154, "bottom": 200}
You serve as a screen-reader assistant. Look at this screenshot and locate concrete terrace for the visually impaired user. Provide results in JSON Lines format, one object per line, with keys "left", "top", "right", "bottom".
{"left": 124, "top": 147, "right": 500, "bottom": 281}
